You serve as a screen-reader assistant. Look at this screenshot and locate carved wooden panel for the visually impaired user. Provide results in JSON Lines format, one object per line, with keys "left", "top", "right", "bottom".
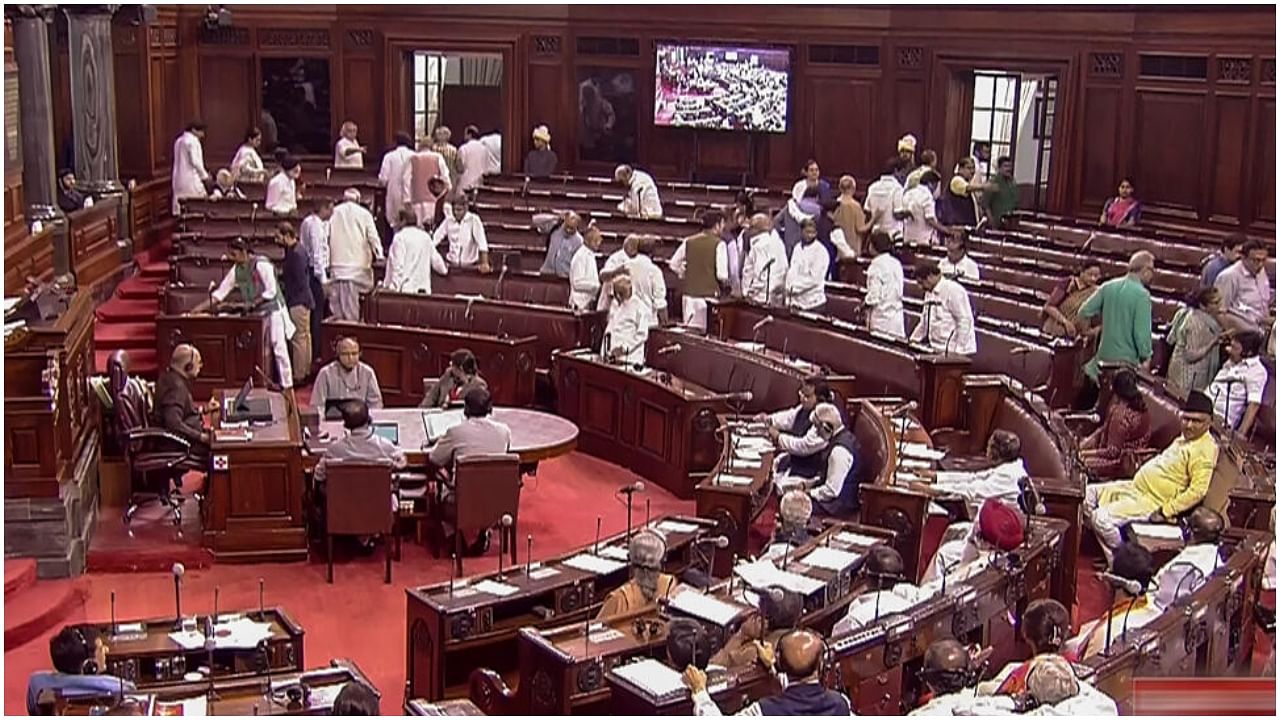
{"left": 1217, "top": 57, "right": 1252, "bottom": 85}
{"left": 582, "top": 381, "right": 621, "bottom": 439}
{"left": 345, "top": 29, "right": 375, "bottom": 50}
{"left": 1090, "top": 52, "right": 1124, "bottom": 79}
{"left": 258, "top": 28, "right": 331, "bottom": 49}
{"left": 198, "top": 26, "right": 249, "bottom": 46}
{"left": 1262, "top": 58, "right": 1276, "bottom": 85}
{"left": 361, "top": 343, "right": 411, "bottom": 398}
{"left": 228, "top": 461, "right": 292, "bottom": 516}
{"left": 636, "top": 399, "right": 672, "bottom": 461}
{"left": 147, "top": 24, "right": 178, "bottom": 50}
{"left": 896, "top": 46, "right": 923, "bottom": 70}
{"left": 532, "top": 34, "right": 562, "bottom": 57}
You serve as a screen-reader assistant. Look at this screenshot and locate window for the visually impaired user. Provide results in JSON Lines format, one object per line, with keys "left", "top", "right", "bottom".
{"left": 1030, "top": 77, "right": 1058, "bottom": 210}
{"left": 970, "top": 70, "right": 1021, "bottom": 175}
{"left": 413, "top": 52, "right": 444, "bottom": 142}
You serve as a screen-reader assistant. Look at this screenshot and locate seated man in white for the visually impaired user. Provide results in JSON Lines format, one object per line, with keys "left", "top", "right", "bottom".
{"left": 1084, "top": 390, "right": 1218, "bottom": 564}
{"left": 764, "top": 490, "right": 818, "bottom": 561}
{"left": 919, "top": 430, "right": 1028, "bottom": 515}
{"left": 922, "top": 497, "right": 1025, "bottom": 584}
{"left": 1066, "top": 543, "right": 1207, "bottom": 660}
{"left": 833, "top": 544, "right": 922, "bottom": 636}
{"left": 756, "top": 375, "right": 835, "bottom": 487}
{"left": 1151, "top": 506, "right": 1225, "bottom": 586}
{"left": 311, "top": 336, "right": 383, "bottom": 418}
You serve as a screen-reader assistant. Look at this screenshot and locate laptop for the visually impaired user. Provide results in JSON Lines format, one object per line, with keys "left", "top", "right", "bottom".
{"left": 371, "top": 422, "right": 400, "bottom": 445}
{"left": 420, "top": 409, "right": 464, "bottom": 445}
{"left": 223, "top": 377, "right": 273, "bottom": 423}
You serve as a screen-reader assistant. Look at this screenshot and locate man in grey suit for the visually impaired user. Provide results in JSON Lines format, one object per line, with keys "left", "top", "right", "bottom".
{"left": 429, "top": 386, "right": 512, "bottom": 553}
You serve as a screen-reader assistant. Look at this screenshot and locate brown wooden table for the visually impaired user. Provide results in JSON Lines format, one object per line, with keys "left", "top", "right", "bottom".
{"left": 205, "top": 389, "right": 305, "bottom": 563}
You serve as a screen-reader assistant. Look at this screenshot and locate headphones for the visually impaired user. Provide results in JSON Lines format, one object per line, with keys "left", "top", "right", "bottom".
{"left": 631, "top": 532, "right": 668, "bottom": 571}
{"left": 775, "top": 628, "right": 832, "bottom": 682}
{"left": 72, "top": 627, "right": 99, "bottom": 675}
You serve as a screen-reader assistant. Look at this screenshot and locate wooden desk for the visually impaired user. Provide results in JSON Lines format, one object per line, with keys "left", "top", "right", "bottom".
{"left": 206, "top": 390, "right": 305, "bottom": 563}
{"left": 91, "top": 607, "right": 303, "bottom": 688}
{"left": 694, "top": 417, "right": 774, "bottom": 575}
{"left": 553, "top": 348, "right": 726, "bottom": 499}
{"left": 320, "top": 320, "right": 538, "bottom": 408}
{"left": 404, "top": 514, "right": 715, "bottom": 701}
{"left": 156, "top": 302, "right": 271, "bottom": 401}
{"left": 304, "top": 407, "right": 577, "bottom": 470}
{"left": 488, "top": 520, "right": 891, "bottom": 715}
{"left": 45, "top": 658, "right": 373, "bottom": 716}
{"left": 405, "top": 698, "right": 484, "bottom": 715}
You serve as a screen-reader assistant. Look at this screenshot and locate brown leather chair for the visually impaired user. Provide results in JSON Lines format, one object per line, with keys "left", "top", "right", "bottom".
{"left": 323, "top": 462, "right": 396, "bottom": 584}
{"left": 445, "top": 453, "right": 522, "bottom": 576}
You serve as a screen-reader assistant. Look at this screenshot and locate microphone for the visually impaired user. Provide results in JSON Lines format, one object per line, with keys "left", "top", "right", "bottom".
{"left": 203, "top": 613, "right": 217, "bottom": 706}
{"left": 110, "top": 591, "right": 118, "bottom": 637}
{"left": 257, "top": 578, "right": 265, "bottom": 621}
{"left": 944, "top": 326, "right": 959, "bottom": 357}
{"left": 498, "top": 514, "right": 513, "bottom": 579}
{"left": 620, "top": 483, "right": 644, "bottom": 542}
{"left": 172, "top": 563, "right": 186, "bottom": 630}
{"left": 1017, "top": 477, "right": 1046, "bottom": 533}
{"left": 448, "top": 552, "right": 456, "bottom": 598}
{"left": 594, "top": 516, "right": 602, "bottom": 555}
{"left": 656, "top": 343, "right": 682, "bottom": 357}
{"left": 213, "top": 586, "right": 220, "bottom": 625}
{"left": 619, "top": 481, "right": 646, "bottom": 495}
{"left": 781, "top": 335, "right": 789, "bottom": 359}
{"left": 258, "top": 638, "right": 274, "bottom": 704}
{"left": 889, "top": 400, "right": 918, "bottom": 417}
{"left": 250, "top": 202, "right": 258, "bottom": 225}
{"left": 1010, "top": 347, "right": 1034, "bottom": 355}
{"left": 207, "top": 280, "right": 217, "bottom": 313}
{"left": 1100, "top": 572, "right": 1143, "bottom": 596}
{"left": 751, "top": 315, "right": 774, "bottom": 333}
{"left": 722, "top": 390, "right": 754, "bottom": 403}
{"left": 695, "top": 535, "right": 731, "bottom": 549}
{"left": 526, "top": 534, "right": 533, "bottom": 578}
{"left": 494, "top": 262, "right": 509, "bottom": 298}
{"left": 495, "top": 317, "right": 506, "bottom": 339}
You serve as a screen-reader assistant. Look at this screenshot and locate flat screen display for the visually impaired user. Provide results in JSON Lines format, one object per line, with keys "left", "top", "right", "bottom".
{"left": 654, "top": 42, "right": 790, "bottom": 133}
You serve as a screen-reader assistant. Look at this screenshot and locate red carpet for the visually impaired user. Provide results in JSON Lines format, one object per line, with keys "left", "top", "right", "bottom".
{"left": 3, "top": 450, "right": 693, "bottom": 715}
{"left": 93, "top": 240, "right": 170, "bottom": 375}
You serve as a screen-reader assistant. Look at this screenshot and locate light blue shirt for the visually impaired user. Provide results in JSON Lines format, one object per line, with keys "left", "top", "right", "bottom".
{"left": 27, "top": 672, "right": 136, "bottom": 715}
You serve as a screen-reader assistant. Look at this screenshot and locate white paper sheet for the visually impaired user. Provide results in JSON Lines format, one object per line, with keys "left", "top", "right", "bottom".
{"left": 899, "top": 458, "right": 932, "bottom": 469}
{"left": 587, "top": 627, "right": 625, "bottom": 644}
{"left": 715, "top": 474, "right": 754, "bottom": 487}
{"left": 834, "top": 531, "right": 882, "bottom": 549}
{"left": 1128, "top": 522, "right": 1185, "bottom": 540}
{"left": 733, "top": 558, "right": 824, "bottom": 595}
{"left": 597, "top": 545, "right": 630, "bottom": 561}
{"left": 529, "top": 567, "right": 561, "bottom": 581}
{"left": 654, "top": 520, "right": 700, "bottom": 535}
{"left": 729, "top": 458, "right": 762, "bottom": 469}
{"left": 800, "top": 546, "right": 861, "bottom": 571}
{"left": 563, "top": 553, "right": 627, "bottom": 574}
{"left": 612, "top": 658, "right": 686, "bottom": 698}
{"left": 902, "top": 443, "right": 945, "bottom": 461}
{"left": 668, "top": 589, "right": 742, "bottom": 626}
{"left": 473, "top": 579, "right": 519, "bottom": 597}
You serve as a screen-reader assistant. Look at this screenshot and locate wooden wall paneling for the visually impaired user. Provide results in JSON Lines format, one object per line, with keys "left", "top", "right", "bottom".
{"left": 808, "top": 76, "right": 877, "bottom": 182}
{"left": 1254, "top": 96, "right": 1276, "bottom": 225}
{"left": 1132, "top": 88, "right": 1206, "bottom": 218}
{"left": 197, "top": 53, "right": 256, "bottom": 162}
{"left": 1079, "top": 85, "right": 1122, "bottom": 205}
{"left": 50, "top": 17, "right": 73, "bottom": 173}
{"left": 148, "top": 16, "right": 182, "bottom": 176}
{"left": 1208, "top": 92, "right": 1250, "bottom": 225}
{"left": 113, "top": 22, "right": 151, "bottom": 181}
{"left": 342, "top": 28, "right": 382, "bottom": 154}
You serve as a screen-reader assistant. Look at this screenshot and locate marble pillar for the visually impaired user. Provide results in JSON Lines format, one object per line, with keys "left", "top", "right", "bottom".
{"left": 64, "top": 4, "right": 131, "bottom": 259}
{"left": 7, "top": 5, "right": 71, "bottom": 282}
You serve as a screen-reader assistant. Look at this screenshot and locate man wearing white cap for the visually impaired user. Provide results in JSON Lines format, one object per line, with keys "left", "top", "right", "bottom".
{"left": 322, "top": 188, "right": 383, "bottom": 321}
{"left": 524, "top": 125, "right": 558, "bottom": 179}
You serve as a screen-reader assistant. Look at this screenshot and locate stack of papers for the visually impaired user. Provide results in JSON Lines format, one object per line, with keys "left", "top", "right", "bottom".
{"left": 529, "top": 566, "right": 560, "bottom": 581}
{"left": 167, "top": 617, "right": 274, "bottom": 650}
{"left": 1128, "top": 522, "right": 1184, "bottom": 541}
{"left": 902, "top": 443, "right": 945, "bottom": 461}
{"left": 728, "top": 458, "right": 762, "bottom": 470}
{"left": 563, "top": 553, "right": 626, "bottom": 574}
{"left": 612, "top": 658, "right": 686, "bottom": 698}
{"left": 834, "top": 531, "right": 882, "bottom": 549}
{"left": 734, "top": 558, "right": 824, "bottom": 595}
{"left": 473, "top": 580, "right": 519, "bottom": 597}
{"left": 668, "top": 589, "right": 742, "bottom": 626}
{"left": 799, "top": 546, "right": 861, "bottom": 572}
{"left": 597, "top": 545, "right": 630, "bottom": 561}
{"left": 715, "top": 474, "right": 754, "bottom": 487}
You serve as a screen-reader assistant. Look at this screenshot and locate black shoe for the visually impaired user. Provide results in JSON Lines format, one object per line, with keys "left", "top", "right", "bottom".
{"left": 468, "top": 530, "right": 492, "bottom": 556}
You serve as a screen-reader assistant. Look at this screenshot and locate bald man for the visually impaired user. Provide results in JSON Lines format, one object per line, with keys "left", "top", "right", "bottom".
{"left": 1152, "top": 506, "right": 1224, "bottom": 586}
{"left": 539, "top": 210, "right": 583, "bottom": 278}
{"left": 1078, "top": 250, "right": 1156, "bottom": 381}
{"left": 596, "top": 234, "right": 641, "bottom": 312}
{"left": 909, "top": 639, "right": 1007, "bottom": 715}
{"left": 153, "top": 344, "right": 217, "bottom": 459}
{"left": 614, "top": 164, "right": 663, "bottom": 219}
{"left": 604, "top": 275, "right": 650, "bottom": 365}
{"left": 311, "top": 337, "right": 384, "bottom": 418}
{"left": 597, "top": 530, "right": 677, "bottom": 619}
{"left": 686, "top": 628, "right": 852, "bottom": 715}
{"left": 740, "top": 213, "right": 788, "bottom": 306}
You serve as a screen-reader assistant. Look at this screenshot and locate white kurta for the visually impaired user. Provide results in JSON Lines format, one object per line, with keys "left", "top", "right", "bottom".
{"left": 212, "top": 257, "right": 295, "bottom": 388}
{"left": 939, "top": 254, "right": 981, "bottom": 282}
{"left": 383, "top": 226, "right": 447, "bottom": 294}
{"left": 327, "top": 202, "right": 382, "bottom": 286}
{"left": 832, "top": 583, "right": 922, "bottom": 637}
{"left": 902, "top": 184, "right": 939, "bottom": 245}
{"left": 265, "top": 172, "right": 297, "bottom": 215}
{"left": 864, "top": 175, "right": 904, "bottom": 238}
{"left": 786, "top": 240, "right": 830, "bottom": 310}
{"left": 605, "top": 297, "right": 650, "bottom": 365}
{"left": 1207, "top": 356, "right": 1268, "bottom": 429}
{"left": 910, "top": 277, "right": 977, "bottom": 355}
{"left": 626, "top": 254, "right": 667, "bottom": 327}
{"left": 1152, "top": 543, "right": 1222, "bottom": 588}
{"left": 230, "top": 144, "right": 266, "bottom": 182}
{"left": 618, "top": 170, "right": 664, "bottom": 219}
{"left": 596, "top": 249, "right": 632, "bottom": 312}
{"left": 865, "top": 253, "right": 906, "bottom": 338}
{"left": 568, "top": 244, "right": 601, "bottom": 312}
{"left": 171, "top": 131, "right": 210, "bottom": 214}
{"left": 433, "top": 213, "right": 489, "bottom": 266}
{"left": 741, "top": 231, "right": 788, "bottom": 306}
{"left": 378, "top": 146, "right": 415, "bottom": 225}
{"left": 300, "top": 214, "right": 331, "bottom": 282}
{"left": 334, "top": 137, "right": 364, "bottom": 168}
{"left": 457, "top": 140, "right": 489, "bottom": 191}
{"left": 480, "top": 134, "right": 502, "bottom": 175}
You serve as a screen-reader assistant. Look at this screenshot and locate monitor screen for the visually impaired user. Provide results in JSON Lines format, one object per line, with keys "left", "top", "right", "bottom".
{"left": 654, "top": 42, "right": 790, "bottom": 133}
{"left": 371, "top": 422, "right": 400, "bottom": 445}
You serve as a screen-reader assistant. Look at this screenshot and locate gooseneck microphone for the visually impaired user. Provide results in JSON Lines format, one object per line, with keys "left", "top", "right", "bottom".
{"left": 172, "top": 563, "right": 186, "bottom": 630}
{"left": 498, "top": 514, "right": 513, "bottom": 580}
{"left": 620, "top": 482, "right": 645, "bottom": 541}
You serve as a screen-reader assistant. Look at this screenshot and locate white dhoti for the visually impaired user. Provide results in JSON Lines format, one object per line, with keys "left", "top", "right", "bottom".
{"left": 413, "top": 200, "right": 441, "bottom": 227}
{"left": 268, "top": 306, "right": 296, "bottom": 389}
{"left": 1084, "top": 480, "right": 1160, "bottom": 562}
{"left": 328, "top": 282, "right": 362, "bottom": 322}
{"left": 869, "top": 309, "right": 906, "bottom": 338}
{"left": 682, "top": 296, "right": 709, "bottom": 332}
{"left": 922, "top": 522, "right": 980, "bottom": 583}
